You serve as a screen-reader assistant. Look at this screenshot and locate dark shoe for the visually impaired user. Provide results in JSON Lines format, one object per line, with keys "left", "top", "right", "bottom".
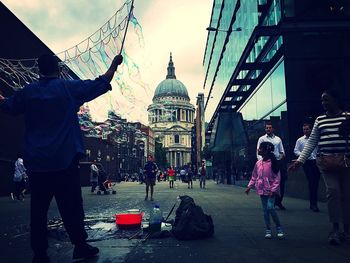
{"left": 32, "top": 253, "right": 50, "bottom": 263}
{"left": 144, "top": 196, "right": 148, "bottom": 201}
{"left": 328, "top": 231, "right": 341, "bottom": 245}
{"left": 73, "top": 243, "right": 99, "bottom": 262}
{"left": 310, "top": 206, "right": 320, "bottom": 212}
{"left": 276, "top": 204, "right": 286, "bottom": 210}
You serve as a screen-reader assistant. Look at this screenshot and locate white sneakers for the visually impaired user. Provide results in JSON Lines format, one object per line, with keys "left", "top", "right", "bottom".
{"left": 265, "top": 227, "right": 284, "bottom": 239}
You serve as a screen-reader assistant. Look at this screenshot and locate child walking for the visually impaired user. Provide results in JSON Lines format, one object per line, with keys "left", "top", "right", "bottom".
{"left": 245, "top": 141, "right": 284, "bottom": 239}
{"left": 168, "top": 166, "right": 175, "bottom": 189}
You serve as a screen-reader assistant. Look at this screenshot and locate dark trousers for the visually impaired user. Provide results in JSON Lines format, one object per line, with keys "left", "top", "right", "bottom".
{"left": 275, "top": 160, "right": 287, "bottom": 206}
{"left": 28, "top": 162, "right": 87, "bottom": 254}
{"left": 303, "top": 159, "right": 321, "bottom": 207}
{"left": 14, "top": 180, "right": 25, "bottom": 200}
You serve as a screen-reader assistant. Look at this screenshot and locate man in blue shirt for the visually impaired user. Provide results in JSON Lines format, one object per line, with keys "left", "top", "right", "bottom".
{"left": 0, "top": 53, "right": 122, "bottom": 263}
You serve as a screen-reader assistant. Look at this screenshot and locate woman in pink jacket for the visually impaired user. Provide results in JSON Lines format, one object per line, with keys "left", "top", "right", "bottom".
{"left": 245, "top": 141, "right": 284, "bottom": 239}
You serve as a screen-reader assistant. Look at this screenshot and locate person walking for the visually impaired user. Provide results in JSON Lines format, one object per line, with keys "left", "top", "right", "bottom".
{"left": 180, "top": 168, "right": 187, "bottom": 182}
{"left": 143, "top": 155, "right": 158, "bottom": 201}
{"left": 294, "top": 122, "right": 321, "bottom": 212}
{"left": 0, "top": 53, "right": 123, "bottom": 262}
{"left": 246, "top": 141, "right": 284, "bottom": 239}
{"left": 257, "top": 122, "right": 287, "bottom": 210}
{"left": 199, "top": 161, "right": 206, "bottom": 189}
{"left": 12, "top": 154, "right": 27, "bottom": 201}
{"left": 90, "top": 160, "right": 99, "bottom": 193}
{"left": 187, "top": 166, "right": 193, "bottom": 189}
{"left": 168, "top": 166, "right": 175, "bottom": 189}
{"left": 289, "top": 89, "right": 350, "bottom": 245}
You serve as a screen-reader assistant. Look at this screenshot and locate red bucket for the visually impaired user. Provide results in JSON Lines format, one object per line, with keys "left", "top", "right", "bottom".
{"left": 115, "top": 212, "right": 144, "bottom": 229}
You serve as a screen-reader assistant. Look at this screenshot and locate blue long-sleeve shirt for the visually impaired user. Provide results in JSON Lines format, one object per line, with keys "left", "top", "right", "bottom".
{"left": 0, "top": 76, "right": 111, "bottom": 172}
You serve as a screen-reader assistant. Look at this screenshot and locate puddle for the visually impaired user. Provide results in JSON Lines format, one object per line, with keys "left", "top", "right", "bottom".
{"left": 7, "top": 214, "right": 172, "bottom": 243}
{"left": 47, "top": 215, "right": 151, "bottom": 242}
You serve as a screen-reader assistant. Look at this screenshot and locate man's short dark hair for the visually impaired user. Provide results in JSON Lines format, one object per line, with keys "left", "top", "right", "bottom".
{"left": 265, "top": 121, "right": 273, "bottom": 127}
{"left": 38, "top": 54, "right": 59, "bottom": 76}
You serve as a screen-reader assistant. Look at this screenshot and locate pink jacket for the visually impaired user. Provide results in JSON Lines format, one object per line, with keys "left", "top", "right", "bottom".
{"left": 247, "top": 159, "right": 280, "bottom": 196}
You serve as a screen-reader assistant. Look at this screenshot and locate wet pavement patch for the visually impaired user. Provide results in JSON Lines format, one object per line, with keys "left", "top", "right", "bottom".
{"left": 47, "top": 215, "right": 150, "bottom": 242}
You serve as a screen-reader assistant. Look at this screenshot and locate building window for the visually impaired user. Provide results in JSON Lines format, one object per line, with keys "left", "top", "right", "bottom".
{"left": 174, "top": 134, "right": 179, "bottom": 144}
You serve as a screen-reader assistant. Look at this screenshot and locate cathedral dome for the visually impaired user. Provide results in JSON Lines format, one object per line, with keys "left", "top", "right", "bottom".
{"left": 153, "top": 53, "right": 189, "bottom": 100}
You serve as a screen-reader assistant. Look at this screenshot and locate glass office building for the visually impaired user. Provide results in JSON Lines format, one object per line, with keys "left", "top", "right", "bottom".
{"left": 204, "top": 0, "right": 350, "bottom": 185}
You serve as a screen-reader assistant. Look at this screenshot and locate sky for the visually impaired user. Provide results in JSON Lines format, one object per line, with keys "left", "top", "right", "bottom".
{"left": 2, "top": 0, "right": 213, "bottom": 123}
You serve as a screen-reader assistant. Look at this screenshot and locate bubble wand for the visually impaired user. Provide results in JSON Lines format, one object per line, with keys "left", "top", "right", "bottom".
{"left": 119, "top": 0, "right": 135, "bottom": 56}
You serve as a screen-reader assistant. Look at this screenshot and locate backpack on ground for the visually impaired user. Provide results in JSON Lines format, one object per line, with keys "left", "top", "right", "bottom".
{"left": 172, "top": 195, "right": 214, "bottom": 240}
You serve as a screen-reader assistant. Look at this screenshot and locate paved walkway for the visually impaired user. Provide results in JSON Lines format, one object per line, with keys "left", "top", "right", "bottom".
{"left": 0, "top": 180, "right": 349, "bottom": 263}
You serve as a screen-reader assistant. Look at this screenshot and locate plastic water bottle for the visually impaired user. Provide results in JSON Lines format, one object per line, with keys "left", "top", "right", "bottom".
{"left": 149, "top": 204, "right": 162, "bottom": 232}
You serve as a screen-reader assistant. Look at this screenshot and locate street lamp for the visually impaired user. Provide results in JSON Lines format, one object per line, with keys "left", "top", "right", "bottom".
{"left": 206, "top": 26, "right": 242, "bottom": 33}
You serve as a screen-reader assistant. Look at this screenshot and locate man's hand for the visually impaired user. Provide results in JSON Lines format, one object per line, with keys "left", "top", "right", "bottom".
{"left": 112, "top": 54, "right": 123, "bottom": 67}
{"left": 245, "top": 188, "right": 251, "bottom": 195}
{"left": 104, "top": 54, "right": 124, "bottom": 83}
{"left": 288, "top": 160, "right": 303, "bottom": 172}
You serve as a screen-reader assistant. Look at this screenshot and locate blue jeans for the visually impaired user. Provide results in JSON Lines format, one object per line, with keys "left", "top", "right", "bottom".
{"left": 260, "top": 195, "right": 281, "bottom": 229}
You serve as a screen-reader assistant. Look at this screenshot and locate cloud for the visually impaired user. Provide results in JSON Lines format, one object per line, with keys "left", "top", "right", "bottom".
{"left": 2, "top": 0, "right": 212, "bottom": 123}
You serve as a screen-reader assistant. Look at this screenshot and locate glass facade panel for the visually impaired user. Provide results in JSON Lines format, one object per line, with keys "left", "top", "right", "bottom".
{"left": 262, "top": 0, "right": 282, "bottom": 26}
{"left": 203, "top": 0, "right": 223, "bottom": 71}
{"left": 240, "top": 60, "right": 286, "bottom": 121}
{"left": 205, "top": 0, "right": 259, "bottom": 121}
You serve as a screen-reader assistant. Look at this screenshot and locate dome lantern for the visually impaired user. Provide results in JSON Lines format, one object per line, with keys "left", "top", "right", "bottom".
{"left": 153, "top": 53, "right": 189, "bottom": 101}
{"left": 166, "top": 52, "right": 176, "bottom": 79}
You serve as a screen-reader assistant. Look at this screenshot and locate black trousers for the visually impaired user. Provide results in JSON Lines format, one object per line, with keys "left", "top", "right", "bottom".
{"left": 275, "top": 160, "right": 287, "bottom": 206}
{"left": 303, "top": 159, "right": 321, "bottom": 207}
{"left": 28, "top": 161, "right": 87, "bottom": 254}
{"left": 14, "top": 179, "right": 25, "bottom": 200}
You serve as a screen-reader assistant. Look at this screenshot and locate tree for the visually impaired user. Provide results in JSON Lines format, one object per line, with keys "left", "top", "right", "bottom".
{"left": 154, "top": 138, "right": 167, "bottom": 169}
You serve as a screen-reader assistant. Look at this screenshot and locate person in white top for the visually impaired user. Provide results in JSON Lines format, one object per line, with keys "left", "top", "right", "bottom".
{"left": 12, "top": 155, "right": 27, "bottom": 201}
{"left": 90, "top": 160, "right": 99, "bottom": 193}
{"left": 257, "top": 122, "right": 287, "bottom": 210}
{"left": 294, "top": 122, "right": 321, "bottom": 212}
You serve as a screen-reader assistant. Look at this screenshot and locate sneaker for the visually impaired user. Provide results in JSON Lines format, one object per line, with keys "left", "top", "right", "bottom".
{"left": 276, "top": 227, "right": 284, "bottom": 239}
{"left": 328, "top": 231, "right": 341, "bottom": 245}
{"left": 144, "top": 196, "right": 148, "bottom": 201}
{"left": 32, "top": 253, "right": 50, "bottom": 263}
{"left": 265, "top": 229, "right": 272, "bottom": 239}
{"left": 72, "top": 243, "right": 99, "bottom": 262}
{"left": 10, "top": 193, "right": 14, "bottom": 200}
{"left": 150, "top": 197, "right": 154, "bottom": 201}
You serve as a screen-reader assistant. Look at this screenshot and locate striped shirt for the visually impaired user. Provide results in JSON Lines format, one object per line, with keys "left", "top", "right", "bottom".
{"left": 298, "top": 112, "right": 349, "bottom": 163}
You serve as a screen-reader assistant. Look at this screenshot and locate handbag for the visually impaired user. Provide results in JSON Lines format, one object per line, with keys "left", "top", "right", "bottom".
{"left": 317, "top": 112, "right": 350, "bottom": 171}
{"left": 317, "top": 154, "right": 349, "bottom": 171}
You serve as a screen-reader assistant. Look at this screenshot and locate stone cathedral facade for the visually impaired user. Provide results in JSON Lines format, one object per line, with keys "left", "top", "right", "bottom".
{"left": 148, "top": 54, "right": 195, "bottom": 168}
